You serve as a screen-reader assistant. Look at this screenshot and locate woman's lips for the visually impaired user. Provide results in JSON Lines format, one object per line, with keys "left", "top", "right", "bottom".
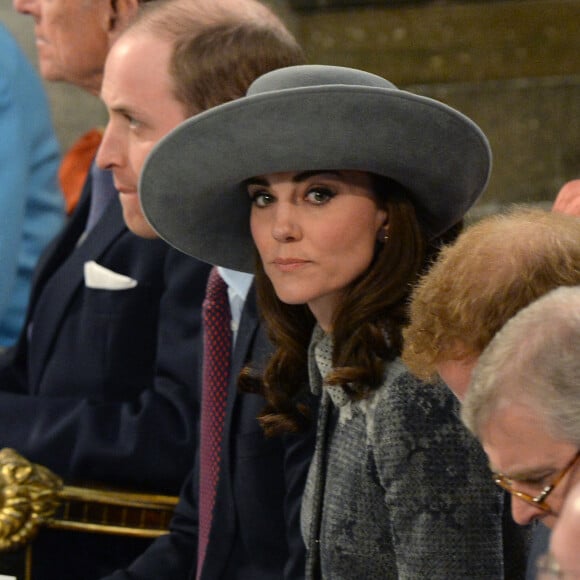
{"left": 272, "top": 258, "right": 310, "bottom": 272}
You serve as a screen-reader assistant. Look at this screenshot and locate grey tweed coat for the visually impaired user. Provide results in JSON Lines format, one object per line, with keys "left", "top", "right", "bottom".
{"left": 301, "top": 326, "right": 512, "bottom": 579}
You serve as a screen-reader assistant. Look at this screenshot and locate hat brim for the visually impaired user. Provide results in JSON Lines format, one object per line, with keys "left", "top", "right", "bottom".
{"left": 140, "top": 85, "right": 491, "bottom": 273}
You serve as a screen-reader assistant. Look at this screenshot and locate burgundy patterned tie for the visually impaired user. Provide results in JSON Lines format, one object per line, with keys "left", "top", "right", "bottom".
{"left": 197, "top": 267, "right": 232, "bottom": 578}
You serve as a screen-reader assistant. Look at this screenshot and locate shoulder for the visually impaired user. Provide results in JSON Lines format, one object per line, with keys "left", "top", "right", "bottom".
{"left": 0, "top": 25, "right": 40, "bottom": 91}
{"left": 161, "top": 248, "right": 212, "bottom": 302}
{"left": 369, "top": 362, "right": 493, "bottom": 499}
{"left": 0, "top": 24, "right": 20, "bottom": 77}
{"left": 368, "top": 360, "right": 468, "bottom": 450}
{"left": 164, "top": 247, "right": 212, "bottom": 273}
{"left": 374, "top": 359, "right": 460, "bottom": 422}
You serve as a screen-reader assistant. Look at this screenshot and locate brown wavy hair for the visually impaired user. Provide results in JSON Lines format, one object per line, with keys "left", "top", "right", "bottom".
{"left": 239, "top": 175, "right": 434, "bottom": 436}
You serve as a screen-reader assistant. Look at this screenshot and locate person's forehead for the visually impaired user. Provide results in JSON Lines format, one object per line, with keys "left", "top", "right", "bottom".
{"left": 482, "top": 404, "right": 548, "bottom": 467}
{"left": 481, "top": 403, "right": 573, "bottom": 475}
{"left": 102, "top": 32, "right": 186, "bottom": 126}
{"left": 104, "top": 33, "right": 174, "bottom": 91}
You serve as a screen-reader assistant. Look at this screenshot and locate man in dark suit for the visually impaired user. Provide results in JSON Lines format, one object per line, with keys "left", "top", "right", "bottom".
{"left": 4, "top": 0, "right": 312, "bottom": 577}
{"left": 3, "top": 0, "right": 211, "bottom": 578}
{"left": 95, "top": 2, "right": 316, "bottom": 578}
{"left": 105, "top": 283, "right": 317, "bottom": 580}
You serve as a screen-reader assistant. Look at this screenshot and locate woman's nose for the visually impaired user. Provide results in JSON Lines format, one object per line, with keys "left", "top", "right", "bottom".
{"left": 271, "top": 206, "right": 300, "bottom": 242}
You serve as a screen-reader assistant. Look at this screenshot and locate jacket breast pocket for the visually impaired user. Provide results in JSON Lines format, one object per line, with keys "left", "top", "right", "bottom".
{"left": 70, "top": 284, "right": 159, "bottom": 400}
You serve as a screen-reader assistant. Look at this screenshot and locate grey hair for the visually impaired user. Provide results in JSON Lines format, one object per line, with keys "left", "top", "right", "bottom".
{"left": 461, "top": 285, "right": 580, "bottom": 446}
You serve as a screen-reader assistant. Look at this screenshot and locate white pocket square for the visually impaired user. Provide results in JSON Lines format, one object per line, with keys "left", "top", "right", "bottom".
{"left": 84, "top": 261, "right": 138, "bottom": 290}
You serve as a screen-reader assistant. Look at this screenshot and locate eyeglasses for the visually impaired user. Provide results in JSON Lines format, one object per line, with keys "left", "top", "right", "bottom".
{"left": 493, "top": 451, "right": 580, "bottom": 513}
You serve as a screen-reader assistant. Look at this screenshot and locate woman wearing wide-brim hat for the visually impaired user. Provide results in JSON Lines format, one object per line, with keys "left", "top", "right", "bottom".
{"left": 140, "top": 65, "right": 514, "bottom": 578}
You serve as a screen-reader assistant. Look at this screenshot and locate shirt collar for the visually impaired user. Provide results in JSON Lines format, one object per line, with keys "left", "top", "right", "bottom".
{"left": 218, "top": 267, "right": 253, "bottom": 302}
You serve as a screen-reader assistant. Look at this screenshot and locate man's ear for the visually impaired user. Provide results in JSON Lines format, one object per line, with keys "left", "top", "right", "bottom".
{"left": 107, "top": 0, "right": 141, "bottom": 40}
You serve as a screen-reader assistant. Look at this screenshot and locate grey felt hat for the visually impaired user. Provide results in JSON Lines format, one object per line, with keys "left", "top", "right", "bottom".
{"left": 140, "top": 64, "right": 492, "bottom": 273}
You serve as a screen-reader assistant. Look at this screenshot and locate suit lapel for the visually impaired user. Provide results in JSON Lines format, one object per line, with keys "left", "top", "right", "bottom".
{"left": 27, "top": 180, "right": 92, "bottom": 311}
{"left": 28, "top": 194, "right": 127, "bottom": 387}
{"left": 225, "top": 284, "right": 260, "bottom": 422}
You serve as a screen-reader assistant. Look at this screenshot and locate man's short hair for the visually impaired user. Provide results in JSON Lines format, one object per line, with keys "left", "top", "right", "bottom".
{"left": 461, "top": 285, "right": 580, "bottom": 446}
{"left": 128, "top": 0, "right": 304, "bottom": 115}
{"left": 402, "top": 207, "right": 580, "bottom": 380}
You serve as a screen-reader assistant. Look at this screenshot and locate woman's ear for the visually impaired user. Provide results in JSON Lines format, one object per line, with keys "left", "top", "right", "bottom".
{"left": 375, "top": 210, "right": 389, "bottom": 243}
{"left": 376, "top": 225, "right": 389, "bottom": 244}
{"left": 107, "top": 0, "right": 140, "bottom": 40}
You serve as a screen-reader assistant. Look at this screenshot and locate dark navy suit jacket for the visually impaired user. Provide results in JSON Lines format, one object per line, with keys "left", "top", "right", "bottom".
{"left": 104, "top": 286, "right": 317, "bottom": 580}
{"left": 0, "top": 178, "right": 211, "bottom": 578}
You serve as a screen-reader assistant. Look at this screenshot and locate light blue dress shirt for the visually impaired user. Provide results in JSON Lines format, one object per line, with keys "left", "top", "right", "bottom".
{"left": 218, "top": 266, "right": 253, "bottom": 346}
{"left": 0, "top": 24, "right": 64, "bottom": 346}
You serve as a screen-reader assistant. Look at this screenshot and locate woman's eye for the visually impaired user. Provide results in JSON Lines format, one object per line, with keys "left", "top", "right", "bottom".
{"left": 249, "top": 191, "right": 273, "bottom": 208}
{"left": 306, "top": 187, "right": 335, "bottom": 204}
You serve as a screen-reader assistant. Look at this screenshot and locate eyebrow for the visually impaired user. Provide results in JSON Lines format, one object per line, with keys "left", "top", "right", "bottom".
{"left": 109, "top": 104, "right": 134, "bottom": 117}
{"left": 245, "top": 170, "right": 343, "bottom": 187}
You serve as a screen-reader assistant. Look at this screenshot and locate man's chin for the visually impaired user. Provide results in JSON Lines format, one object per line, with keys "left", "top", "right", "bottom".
{"left": 37, "top": 59, "right": 62, "bottom": 82}
{"left": 126, "top": 218, "right": 159, "bottom": 240}
{"left": 120, "top": 198, "right": 159, "bottom": 239}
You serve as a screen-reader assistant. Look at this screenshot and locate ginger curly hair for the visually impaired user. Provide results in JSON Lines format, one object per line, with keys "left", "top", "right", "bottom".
{"left": 402, "top": 207, "right": 580, "bottom": 381}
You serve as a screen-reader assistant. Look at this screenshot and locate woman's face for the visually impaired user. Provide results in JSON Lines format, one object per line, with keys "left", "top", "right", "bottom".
{"left": 249, "top": 170, "right": 387, "bottom": 331}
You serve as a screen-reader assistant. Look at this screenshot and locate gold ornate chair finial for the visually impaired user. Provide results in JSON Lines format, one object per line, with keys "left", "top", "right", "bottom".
{"left": 0, "top": 447, "right": 178, "bottom": 555}
{"left": 0, "top": 448, "right": 62, "bottom": 551}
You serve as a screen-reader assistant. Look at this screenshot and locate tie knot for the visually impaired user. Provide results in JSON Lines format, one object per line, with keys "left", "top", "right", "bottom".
{"left": 203, "top": 267, "right": 231, "bottom": 329}
{"left": 205, "top": 267, "right": 229, "bottom": 305}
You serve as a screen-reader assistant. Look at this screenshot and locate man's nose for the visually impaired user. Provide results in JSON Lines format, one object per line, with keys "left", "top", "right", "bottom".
{"left": 13, "top": 0, "right": 36, "bottom": 15}
{"left": 95, "top": 125, "right": 121, "bottom": 171}
{"left": 511, "top": 496, "right": 546, "bottom": 526}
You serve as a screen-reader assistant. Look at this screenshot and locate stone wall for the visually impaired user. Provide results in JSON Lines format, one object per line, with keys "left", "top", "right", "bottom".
{"left": 2, "top": 0, "right": 578, "bottom": 211}
{"left": 287, "top": 0, "right": 580, "bottom": 213}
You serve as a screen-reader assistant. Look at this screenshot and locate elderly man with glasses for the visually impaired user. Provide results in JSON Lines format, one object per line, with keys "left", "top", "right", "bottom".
{"left": 492, "top": 452, "right": 580, "bottom": 521}
{"left": 461, "top": 286, "right": 580, "bottom": 535}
